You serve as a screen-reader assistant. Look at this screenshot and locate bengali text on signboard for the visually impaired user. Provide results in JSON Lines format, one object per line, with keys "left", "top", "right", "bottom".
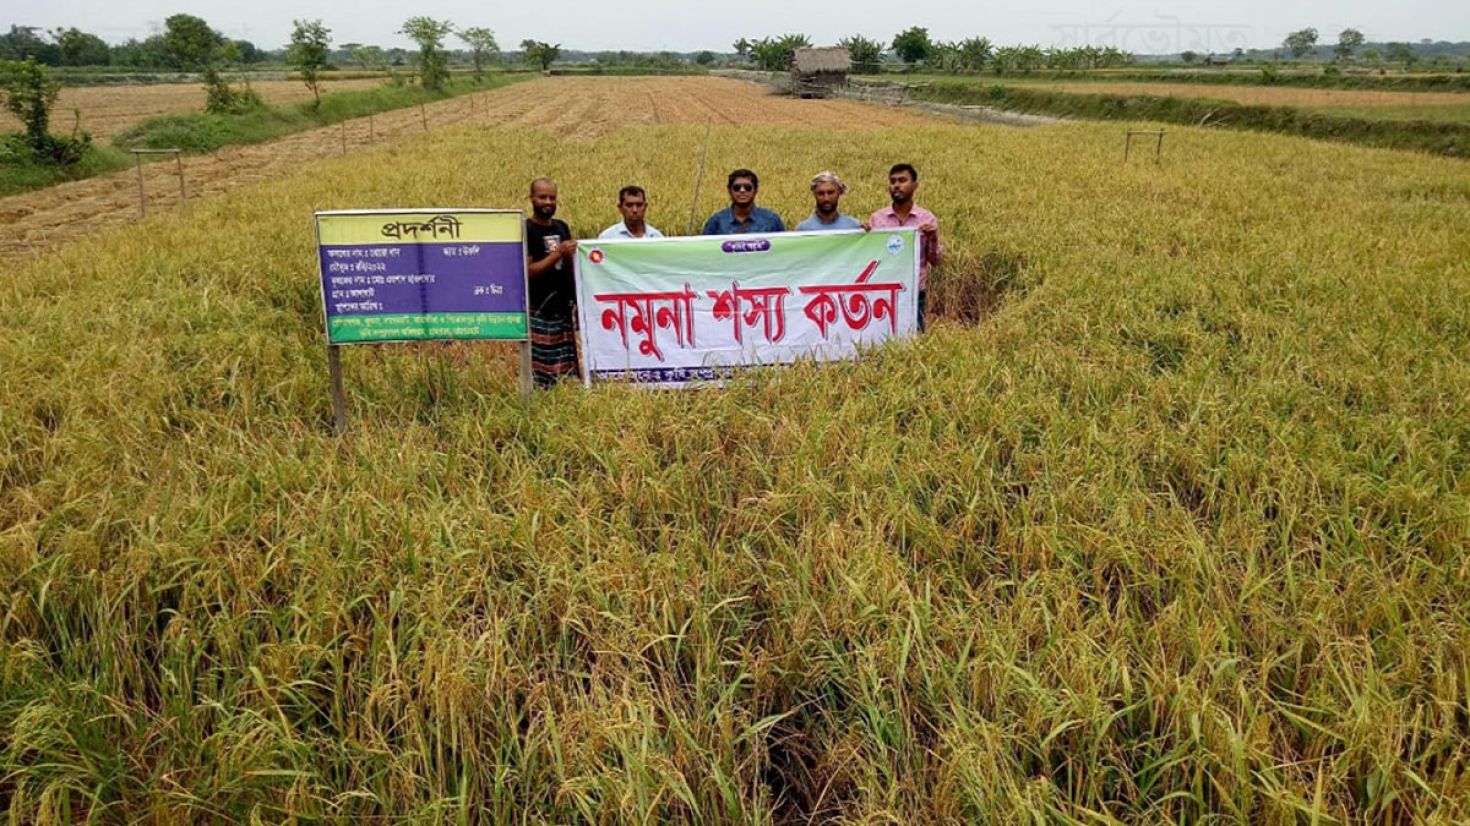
{"left": 315, "top": 209, "right": 528, "bottom": 344}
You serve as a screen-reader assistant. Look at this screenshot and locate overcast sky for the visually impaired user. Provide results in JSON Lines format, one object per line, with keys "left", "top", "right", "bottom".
{"left": 6, "top": 0, "right": 1468, "bottom": 53}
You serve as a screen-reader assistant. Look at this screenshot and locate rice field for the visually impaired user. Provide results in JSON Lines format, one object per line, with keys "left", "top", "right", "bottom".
{"left": 3, "top": 77, "right": 1470, "bottom": 822}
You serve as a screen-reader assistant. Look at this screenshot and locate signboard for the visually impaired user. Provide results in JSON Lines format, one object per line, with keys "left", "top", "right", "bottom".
{"left": 575, "top": 229, "right": 920, "bottom": 387}
{"left": 315, "top": 209, "right": 528, "bottom": 344}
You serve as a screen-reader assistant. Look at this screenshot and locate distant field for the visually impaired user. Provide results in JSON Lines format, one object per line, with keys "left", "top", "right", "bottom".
{"left": 0, "top": 78, "right": 385, "bottom": 140}
{"left": 892, "top": 75, "right": 1470, "bottom": 123}
{"left": 1027, "top": 80, "right": 1470, "bottom": 122}
{"left": 1295, "top": 102, "right": 1470, "bottom": 123}
{"left": 1, "top": 77, "right": 932, "bottom": 258}
{"left": 878, "top": 67, "right": 1470, "bottom": 93}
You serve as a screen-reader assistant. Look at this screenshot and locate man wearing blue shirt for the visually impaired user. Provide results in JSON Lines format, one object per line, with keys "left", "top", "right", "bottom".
{"left": 702, "top": 169, "right": 785, "bottom": 235}
{"left": 795, "top": 171, "right": 861, "bottom": 232}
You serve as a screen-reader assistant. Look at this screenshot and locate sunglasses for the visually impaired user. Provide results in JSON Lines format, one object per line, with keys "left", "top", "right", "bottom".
{"left": 729, "top": 183, "right": 755, "bottom": 192}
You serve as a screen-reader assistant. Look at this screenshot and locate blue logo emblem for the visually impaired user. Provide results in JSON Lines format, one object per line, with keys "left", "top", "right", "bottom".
{"left": 886, "top": 234, "right": 905, "bottom": 255}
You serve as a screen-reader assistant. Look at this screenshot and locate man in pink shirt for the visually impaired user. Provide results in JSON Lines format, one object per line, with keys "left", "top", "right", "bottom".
{"left": 865, "top": 163, "right": 942, "bottom": 331}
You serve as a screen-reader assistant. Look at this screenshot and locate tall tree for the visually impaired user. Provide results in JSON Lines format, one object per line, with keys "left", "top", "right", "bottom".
{"left": 839, "top": 35, "right": 884, "bottom": 74}
{"left": 457, "top": 27, "right": 498, "bottom": 82}
{"left": 0, "top": 26, "right": 60, "bottom": 65}
{"left": 350, "top": 45, "right": 384, "bottom": 72}
{"left": 401, "top": 17, "right": 453, "bottom": 91}
{"left": 0, "top": 57, "right": 61, "bottom": 153}
{"left": 891, "top": 26, "right": 933, "bottom": 64}
{"left": 749, "top": 34, "right": 810, "bottom": 71}
{"left": 163, "top": 13, "right": 220, "bottom": 71}
{"left": 1334, "top": 28, "right": 1365, "bottom": 62}
{"left": 287, "top": 19, "right": 331, "bottom": 107}
{"left": 1387, "top": 42, "right": 1417, "bottom": 70}
{"left": 233, "top": 40, "right": 263, "bottom": 64}
{"left": 956, "top": 37, "right": 994, "bottom": 71}
{"left": 519, "top": 39, "right": 561, "bottom": 71}
{"left": 1283, "top": 28, "right": 1319, "bottom": 61}
{"left": 732, "top": 38, "right": 751, "bottom": 61}
{"left": 162, "top": 14, "right": 242, "bottom": 113}
{"left": 50, "top": 28, "right": 110, "bottom": 66}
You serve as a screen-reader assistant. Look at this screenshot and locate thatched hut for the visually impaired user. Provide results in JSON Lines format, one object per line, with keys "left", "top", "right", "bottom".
{"left": 791, "top": 47, "right": 851, "bottom": 99}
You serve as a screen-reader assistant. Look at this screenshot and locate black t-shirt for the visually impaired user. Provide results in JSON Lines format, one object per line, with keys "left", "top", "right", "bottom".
{"left": 526, "top": 218, "right": 574, "bottom": 319}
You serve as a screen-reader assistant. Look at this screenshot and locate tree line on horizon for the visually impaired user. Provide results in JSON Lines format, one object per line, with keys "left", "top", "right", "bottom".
{"left": 733, "top": 31, "right": 1133, "bottom": 74}
{"left": 4, "top": 20, "right": 1467, "bottom": 75}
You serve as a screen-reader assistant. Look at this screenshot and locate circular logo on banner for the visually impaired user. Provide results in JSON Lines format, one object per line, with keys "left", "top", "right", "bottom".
{"left": 589, "top": 249, "right": 605, "bottom": 264}
{"left": 886, "top": 234, "right": 905, "bottom": 256}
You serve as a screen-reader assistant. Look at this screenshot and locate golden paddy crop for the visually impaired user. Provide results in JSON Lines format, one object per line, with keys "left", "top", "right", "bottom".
{"left": 3, "top": 106, "right": 1470, "bottom": 823}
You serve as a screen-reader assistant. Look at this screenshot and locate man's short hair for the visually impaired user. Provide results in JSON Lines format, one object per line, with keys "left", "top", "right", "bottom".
{"left": 618, "top": 185, "right": 646, "bottom": 202}
{"left": 888, "top": 163, "right": 918, "bottom": 182}
{"left": 529, "top": 176, "right": 556, "bottom": 195}
{"left": 727, "top": 168, "right": 759, "bottom": 190}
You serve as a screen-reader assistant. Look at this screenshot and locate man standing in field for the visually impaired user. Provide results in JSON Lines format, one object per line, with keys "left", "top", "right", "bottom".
{"left": 866, "top": 163, "right": 942, "bottom": 332}
{"left": 702, "top": 169, "right": 785, "bottom": 235}
{"left": 525, "top": 177, "right": 579, "bottom": 387}
{"left": 795, "top": 171, "right": 861, "bottom": 232}
{"left": 599, "top": 186, "right": 664, "bottom": 239}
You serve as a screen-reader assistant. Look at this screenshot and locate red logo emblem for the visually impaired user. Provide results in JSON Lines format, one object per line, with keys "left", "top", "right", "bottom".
{"left": 589, "top": 249, "right": 605, "bottom": 264}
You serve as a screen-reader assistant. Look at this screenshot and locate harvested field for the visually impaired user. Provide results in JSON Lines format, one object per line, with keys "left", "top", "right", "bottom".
{"left": 475, "top": 75, "right": 934, "bottom": 137}
{"left": 0, "top": 78, "right": 387, "bottom": 141}
{"left": 0, "top": 77, "right": 936, "bottom": 259}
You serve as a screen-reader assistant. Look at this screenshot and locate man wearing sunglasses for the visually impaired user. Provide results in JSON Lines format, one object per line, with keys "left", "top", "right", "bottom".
{"left": 701, "top": 169, "right": 785, "bottom": 235}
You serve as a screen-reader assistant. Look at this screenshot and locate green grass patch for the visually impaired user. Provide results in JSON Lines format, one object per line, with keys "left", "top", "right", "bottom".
{"left": 913, "top": 80, "right": 1470, "bottom": 158}
{"left": 113, "top": 74, "right": 528, "bottom": 153}
{"left": 1302, "top": 102, "right": 1470, "bottom": 124}
{"left": 0, "top": 134, "right": 132, "bottom": 197}
{"left": 886, "top": 67, "right": 1470, "bottom": 92}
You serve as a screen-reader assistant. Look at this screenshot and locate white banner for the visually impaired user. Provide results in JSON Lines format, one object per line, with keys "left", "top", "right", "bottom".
{"left": 574, "top": 229, "right": 921, "bottom": 387}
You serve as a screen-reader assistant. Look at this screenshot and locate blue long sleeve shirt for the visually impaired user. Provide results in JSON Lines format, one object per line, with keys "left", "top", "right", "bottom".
{"left": 702, "top": 206, "right": 785, "bottom": 235}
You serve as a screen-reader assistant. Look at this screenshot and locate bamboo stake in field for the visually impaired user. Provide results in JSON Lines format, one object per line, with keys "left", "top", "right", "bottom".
{"left": 420, "top": 103, "right": 428, "bottom": 132}
{"left": 130, "top": 148, "right": 184, "bottom": 216}
{"left": 369, "top": 113, "right": 375, "bottom": 141}
{"left": 340, "top": 122, "right": 347, "bottom": 156}
{"left": 134, "top": 153, "right": 146, "bottom": 217}
{"left": 1125, "top": 129, "right": 1166, "bottom": 165}
{"left": 687, "top": 115, "right": 714, "bottom": 235}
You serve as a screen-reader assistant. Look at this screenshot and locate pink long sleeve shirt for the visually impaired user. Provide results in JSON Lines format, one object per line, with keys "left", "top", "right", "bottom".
{"left": 869, "top": 204, "right": 942, "bottom": 290}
